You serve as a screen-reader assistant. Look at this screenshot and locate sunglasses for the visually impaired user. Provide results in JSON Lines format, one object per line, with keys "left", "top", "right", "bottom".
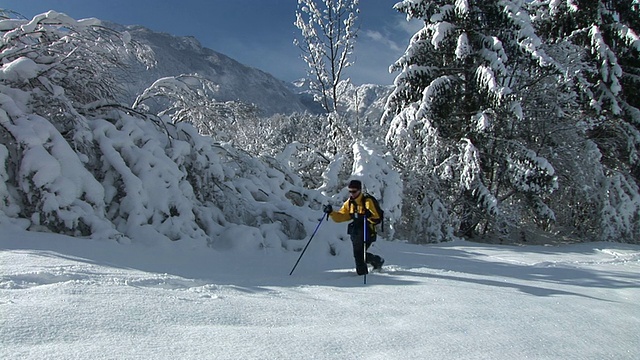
{"left": 348, "top": 189, "right": 360, "bottom": 194}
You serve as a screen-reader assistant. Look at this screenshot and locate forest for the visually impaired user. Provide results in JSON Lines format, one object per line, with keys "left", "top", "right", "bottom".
{"left": 0, "top": 0, "right": 638, "bottom": 246}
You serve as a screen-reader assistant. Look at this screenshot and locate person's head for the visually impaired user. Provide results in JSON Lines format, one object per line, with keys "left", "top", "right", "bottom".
{"left": 348, "top": 179, "right": 362, "bottom": 198}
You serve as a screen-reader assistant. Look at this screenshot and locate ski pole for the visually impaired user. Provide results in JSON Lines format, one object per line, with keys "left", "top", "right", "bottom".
{"left": 363, "top": 214, "right": 367, "bottom": 285}
{"left": 289, "top": 214, "right": 326, "bottom": 275}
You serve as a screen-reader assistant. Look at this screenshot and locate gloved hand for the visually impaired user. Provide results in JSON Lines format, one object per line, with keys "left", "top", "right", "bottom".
{"left": 364, "top": 209, "right": 373, "bottom": 218}
{"left": 323, "top": 204, "right": 333, "bottom": 214}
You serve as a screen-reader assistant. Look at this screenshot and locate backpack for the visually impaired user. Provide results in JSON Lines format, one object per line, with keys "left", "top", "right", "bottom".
{"left": 363, "top": 193, "right": 384, "bottom": 232}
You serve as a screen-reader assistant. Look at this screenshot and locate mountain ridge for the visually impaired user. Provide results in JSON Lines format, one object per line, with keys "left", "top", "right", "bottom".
{"left": 115, "top": 23, "right": 310, "bottom": 116}
{"left": 108, "top": 22, "right": 392, "bottom": 118}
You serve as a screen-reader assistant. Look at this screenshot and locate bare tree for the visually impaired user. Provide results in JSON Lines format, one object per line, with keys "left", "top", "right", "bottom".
{"left": 294, "top": 0, "right": 359, "bottom": 114}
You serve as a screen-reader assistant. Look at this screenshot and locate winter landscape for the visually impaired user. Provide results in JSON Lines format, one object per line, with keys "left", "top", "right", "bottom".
{"left": 2, "top": 225, "right": 639, "bottom": 360}
{"left": 1, "top": 1, "right": 639, "bottom": 359}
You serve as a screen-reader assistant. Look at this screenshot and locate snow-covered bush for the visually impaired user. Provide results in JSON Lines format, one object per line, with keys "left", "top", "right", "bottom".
{"left": 0, "top": 11, "right": 335, "bottom": 250}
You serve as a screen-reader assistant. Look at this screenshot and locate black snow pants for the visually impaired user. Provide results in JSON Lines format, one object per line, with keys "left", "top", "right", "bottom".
{"left": 348, "top": 218, "right": 383, "bottom": 275}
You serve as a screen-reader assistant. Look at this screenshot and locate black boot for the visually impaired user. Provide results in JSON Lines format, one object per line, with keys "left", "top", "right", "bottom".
{"left": 368, "top": 254, "right": 385, "bottom": 270}
{"left": 355, "top": 262, "right": 368, "bottom": 275}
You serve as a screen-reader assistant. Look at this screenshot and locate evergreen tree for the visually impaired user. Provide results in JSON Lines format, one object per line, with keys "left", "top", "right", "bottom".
{"left": 531, "top": 0, "right": 640, "bottom": 242}
{"left": 531, "top": 0, "right": 639, "bottom": 179}
{"left": 385, "top": 0, "right": 558, "bottom": 239}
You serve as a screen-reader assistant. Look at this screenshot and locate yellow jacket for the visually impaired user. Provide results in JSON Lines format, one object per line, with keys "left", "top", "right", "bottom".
{"left": 329, "top": 193, "right": 381, "bottom": 226}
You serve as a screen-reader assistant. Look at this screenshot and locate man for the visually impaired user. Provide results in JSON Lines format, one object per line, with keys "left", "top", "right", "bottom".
{"left": 323, "top": 179, "right": 384, "bottom": 275}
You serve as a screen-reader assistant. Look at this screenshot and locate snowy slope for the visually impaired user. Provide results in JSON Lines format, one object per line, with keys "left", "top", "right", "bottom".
{"left": 1, "top": 227, "right": 638, "bottom": 360}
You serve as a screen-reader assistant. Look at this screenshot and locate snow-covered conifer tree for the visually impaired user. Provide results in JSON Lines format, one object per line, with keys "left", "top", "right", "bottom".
{"left": 530, "top": 0, "right": 640, "bottom": 242}
{"left": 531, "top": 1, "right": 639, "bottom": 169}
{"left": 385, "top": 0, "right": 559, "bottom": 239}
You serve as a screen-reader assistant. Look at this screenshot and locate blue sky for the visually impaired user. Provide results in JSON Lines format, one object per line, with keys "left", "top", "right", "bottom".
{"left": 1, "top": 0, "right": 421, "bottom": 85}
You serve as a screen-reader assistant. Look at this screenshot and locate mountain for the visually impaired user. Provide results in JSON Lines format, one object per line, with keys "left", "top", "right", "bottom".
{"left": 289, "top": 78, "right": 393, "bottom": 121}
{"left": 338, "top": 82, "right": 393, "bottom": 123}
{"left": 115, "top": 24, "right": 310, "bottom": 116}
{"left": 114, "top": 23, "right": 392, "bottom": 119}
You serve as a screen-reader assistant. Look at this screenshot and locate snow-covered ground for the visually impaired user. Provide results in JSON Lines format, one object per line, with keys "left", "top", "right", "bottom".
{"left": 1, "top": 226, "right": 638, "bottom": 360}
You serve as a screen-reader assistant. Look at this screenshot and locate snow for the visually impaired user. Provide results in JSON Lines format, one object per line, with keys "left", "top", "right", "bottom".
{"left": 1, "top": 226, "right": 639, "bottom": 360}
{"left": 0, "top": 7, "right": 639, "bottom": 359}
{"left": 0, "top": 57, "right": 40, "bottom": 83}
{"left": 429, "top": 21, "right": 455, "bottom": 49}
{"left": 455, "top": 32, "right": 471, "bottom": 60}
